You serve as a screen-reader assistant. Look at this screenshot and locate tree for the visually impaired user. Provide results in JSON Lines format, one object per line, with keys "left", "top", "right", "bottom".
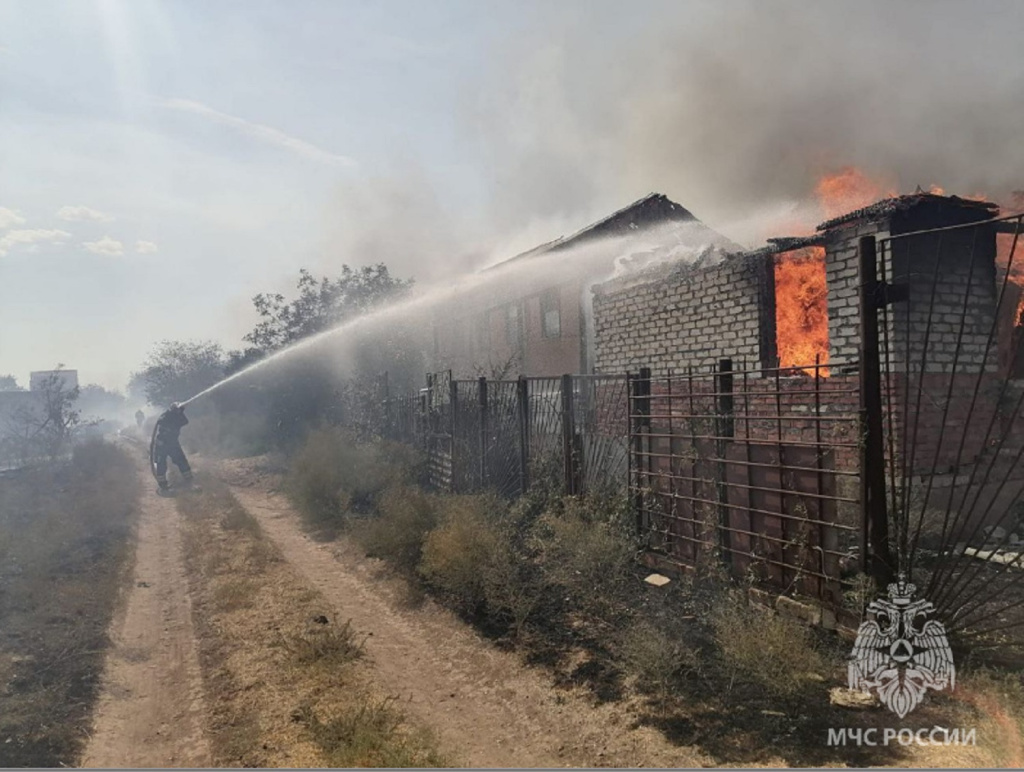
{"left": 0, "top": 375, "right": 24, "bottom": 391}
{"left": 243, "top": 265, "right": 413, "bottom": 354}
{"left": 76, "top": 384, "right": 127, "bottom": 419}
{"left": 8, "top": 366, "right": 81, "bottom": 460}
{"left": 131, "top": 340, "right": 227, "bottom": 407}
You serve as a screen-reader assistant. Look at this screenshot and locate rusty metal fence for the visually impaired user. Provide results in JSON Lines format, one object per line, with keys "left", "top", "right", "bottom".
{"left": 377, "top": 362, "right": 865, "bottom": 609}
{"left": 627, "top": 360, "right": 862, "bottom": 608}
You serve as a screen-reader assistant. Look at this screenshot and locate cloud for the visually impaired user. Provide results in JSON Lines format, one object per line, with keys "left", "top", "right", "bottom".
{"left": 82, "top": 236, "right": 125, "bottom": 256}
{"left": 135, "top": 240, "right": 158, "bottom": 254}
{"left": 57, "top": 205, "right": 114, "bottom": 223}
{"left": 158, "top": 97, "right": 357, "bottom": 168}
{"left": 0, "top": 228, "right": 71, "bottom": 256}
{"left": 0, "top": 208, "right": 26, "bottom": 229}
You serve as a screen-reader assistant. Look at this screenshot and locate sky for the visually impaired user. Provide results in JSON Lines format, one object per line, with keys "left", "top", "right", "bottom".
{"left": 2, "top": 0, "right": 1023, "bottom": 391}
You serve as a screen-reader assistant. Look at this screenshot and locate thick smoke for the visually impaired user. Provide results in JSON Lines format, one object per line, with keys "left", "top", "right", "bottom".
{"left": 324, "top": 1, "right": 1024, "bottom": 279}
{"left": 470, "top": 0, "right": 1024, "bottom": 245}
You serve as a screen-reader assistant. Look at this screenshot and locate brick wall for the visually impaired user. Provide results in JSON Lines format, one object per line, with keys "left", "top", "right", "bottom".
{"left": 592, "top": 254, "right": 771, "bottom": 374}
{"left": 823, "top": 221, "right": 887, "bottom": 364}
{"left": 824, "top": 203, "right": 999, "bottom": 374}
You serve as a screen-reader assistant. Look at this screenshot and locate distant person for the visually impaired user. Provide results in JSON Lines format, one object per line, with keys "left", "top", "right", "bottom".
{"left": 150, "top": 402, "right": 192, "bottom": 492}
{"left": 135, "top": 409, "right": 145, "bottom": 429}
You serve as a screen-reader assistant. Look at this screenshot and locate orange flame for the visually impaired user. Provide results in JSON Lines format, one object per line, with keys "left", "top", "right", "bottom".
{"left": 775, "top": 247, "right": 829, "bottom": 375}
{"left": 814, "top": 167, "right": 896, "bottom": 220}
{"left": 774, "top": 167, "right": 892, "bottom": 375}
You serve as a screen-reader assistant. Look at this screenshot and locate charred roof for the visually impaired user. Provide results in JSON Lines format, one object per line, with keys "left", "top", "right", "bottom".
{"left": 487, "top": 193, "right": 737, "bottom": 270}
{"left": 816, "top": 192, "right": 998, "bottom": 232}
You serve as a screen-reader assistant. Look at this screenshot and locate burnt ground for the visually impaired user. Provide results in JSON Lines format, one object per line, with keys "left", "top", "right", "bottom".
{"left": 0, "top": 442, "right": 140, "bottom": 768}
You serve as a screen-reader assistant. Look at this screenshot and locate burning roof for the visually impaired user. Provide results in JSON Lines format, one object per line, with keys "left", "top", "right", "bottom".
{"left": 815, "top": 191, "right": 998, "bottom": 232}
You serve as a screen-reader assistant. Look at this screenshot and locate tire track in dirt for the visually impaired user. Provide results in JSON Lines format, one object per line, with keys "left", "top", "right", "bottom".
{"left": 81, "top": 455, "right": 211, "bottom": 768}
{"left": 224, "top": 474, "right": 709, "bottom": 769}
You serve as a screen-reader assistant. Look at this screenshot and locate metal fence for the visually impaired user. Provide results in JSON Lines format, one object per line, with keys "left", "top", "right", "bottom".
{"left": 627, "top": 360, "right": 862, "bottom": 608}
{"left": 367, "top": 212, "right": 1024, "bottom": 636}
{"left": 376, "top": 362, "right": 862, "bottom": 610}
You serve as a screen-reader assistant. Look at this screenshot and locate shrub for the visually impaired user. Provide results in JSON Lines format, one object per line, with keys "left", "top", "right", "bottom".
{"left": 530, "top": 493, "right": 637, "bottom": 614}
{"left": 418, "top": 495, "right": 505, "bottom": 611}
{"left": 480, "top": 538, "right": 544, "bottom": 639}
{"left": 282, "top": 619, "right": 366, "bottom": 666}
{"left": 297, "top": 697, "right": 448, "bottom": 768}
{"left": 619, "top": 620, "right": 703, "bottom": 693}
{"left": 355, "top": 484, "right": 439, "bottom": 568}
{"left": 710, "top": 591, "right": 825, "bottom": 697}
{"left": 286, "top": 429, "right": 420, "bottom": 533}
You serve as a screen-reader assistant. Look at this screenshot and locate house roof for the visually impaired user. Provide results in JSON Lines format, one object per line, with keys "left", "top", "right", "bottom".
{"left": 815, "top": 192, "right": 998, "bottom": 232}
{"left": 485, "top": 193, "right": 739, "bottom": 271}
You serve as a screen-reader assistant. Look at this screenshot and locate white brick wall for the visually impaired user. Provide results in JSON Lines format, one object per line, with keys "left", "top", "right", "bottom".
{"left": 592, "top": 256, "right": 767, "bottom": 373}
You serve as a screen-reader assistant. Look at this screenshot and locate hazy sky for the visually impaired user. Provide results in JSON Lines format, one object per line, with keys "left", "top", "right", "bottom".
{"left": 2, "top": 1, "right": 1023, "bottom": 390}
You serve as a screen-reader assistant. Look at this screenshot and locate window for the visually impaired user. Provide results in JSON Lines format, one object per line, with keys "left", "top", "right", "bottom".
{"left": 541, "top": 289, "right": 561, "bottom": 338}
{"left": 505, "top": 302, "right": 523, "bottom": 347}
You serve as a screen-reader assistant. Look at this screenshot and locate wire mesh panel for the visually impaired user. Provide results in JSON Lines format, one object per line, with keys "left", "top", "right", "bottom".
{"left": 525, "top": 377, "right": 564, "bottom": 483}
{"left": 423, "top": 371, "right": 453, "bottom": 493}
{"left": 484, "top": 380, "right": 525, "bottom": 498}
{"left": 452, "top": 380, "right": 481, "bottom": 493}
{"left": 630, "top": 360, "right": 862, "bottom": 608}
{"left": 575, "top": 374, "right": 629, "bottom": 495}
{"left": 873, "top": 213, "right": 1024, "bottom": 648}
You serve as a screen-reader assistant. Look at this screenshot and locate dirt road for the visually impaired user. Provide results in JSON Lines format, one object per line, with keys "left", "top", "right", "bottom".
{"left": 220, "top": 461, "right": 710, "bottom": 768}
{"left": 81, "top": 457, "right": 211, "bottom": 768}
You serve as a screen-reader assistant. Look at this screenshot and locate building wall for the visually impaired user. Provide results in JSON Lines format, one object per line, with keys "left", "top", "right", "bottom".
{"left": 434, "top": 279, "right": 586, "bottom": 378}
{"left": 824, "top": 202, "right": 998, "bottom": 373}
{"left": 29, "top": 369, "right": 78, "bottom": 392}
{"left": 591, "top": 254, "right": 770, "bottom": 374}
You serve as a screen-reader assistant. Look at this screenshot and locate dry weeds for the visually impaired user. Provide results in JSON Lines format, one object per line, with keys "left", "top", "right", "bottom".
{"left": 176, "top": 473, "right": 449, "bottom": 767}
{"left": 0, "top": 439, "right": 141, "bottom": 767}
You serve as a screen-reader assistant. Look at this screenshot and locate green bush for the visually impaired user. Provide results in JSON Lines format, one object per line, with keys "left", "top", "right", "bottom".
{"left": 355, "top": 484, "right": 439, "bottom": 568}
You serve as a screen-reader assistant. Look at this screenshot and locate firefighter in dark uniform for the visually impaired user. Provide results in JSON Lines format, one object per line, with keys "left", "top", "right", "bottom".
{"left": 151, "top": 402, "right": 192, "bottom": 491}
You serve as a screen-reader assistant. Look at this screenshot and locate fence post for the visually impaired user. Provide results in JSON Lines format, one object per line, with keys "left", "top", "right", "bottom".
{"left": 478, "top": 376, "right": 488, "bottom": 490}
{"left": 715, "top": 359, "right": 734, "bottom": 563}
{"left": 381, "top": 370, "right": 391, "bottom": 439}
{"left": 517, "top": 375, "right": 530, "bottom": 493}
{"left": 448, "top": 374, "right": 457, "bottom": 494}
{"left": 560, "top": 374, "right": 576, "bottom": 494}
{"left": 629, "top": 368, "right": 652, "bottom": 534}
{"left": 858, "top": 235, "right": 894, "bottom": 585}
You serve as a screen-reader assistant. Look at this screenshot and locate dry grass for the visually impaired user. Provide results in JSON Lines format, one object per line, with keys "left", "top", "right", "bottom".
{"left": 296, "top": 697, "right": 449, "bottom": 768}
{"left": 281, "top": 619, "right": 367, "bottom": 667}
{"left": 355, "top": 483, "right": 439, "bottom": 568}
{"left": 177, "top": 471, "right": 451, "bottom": 767}
{"left": 710, "top": 591, "right": 826, "bottom": 697}
{"left": 418, "top": 495, "right": 503, "bottom": 610}
{"left": 285, "top": 429, "right": 422, "bottom": 536}
{"left": 619, "top": 620, "right": 703, "bottom": 694}
{"left": 0, "top": 439, "right": 141, "bottom": 767}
